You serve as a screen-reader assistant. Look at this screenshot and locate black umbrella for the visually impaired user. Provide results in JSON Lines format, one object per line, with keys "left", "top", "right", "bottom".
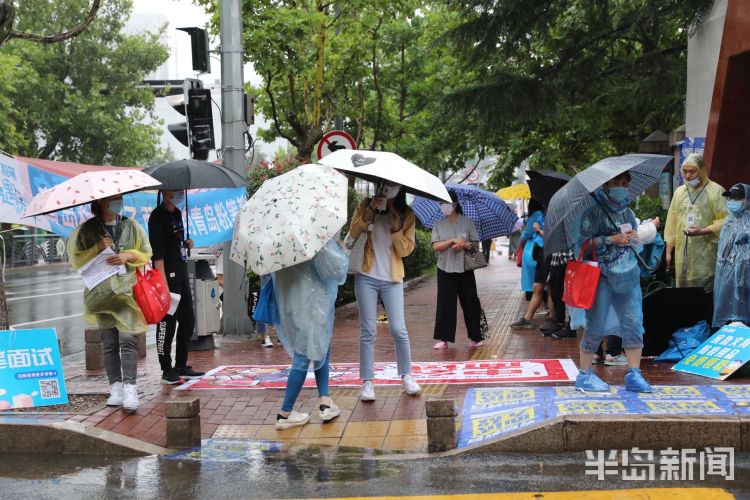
{"left": 526, "top": 170, "right": 571, "bottom": 208}
{"left": 142, "top": 159, "right": 247, "bottom": 190}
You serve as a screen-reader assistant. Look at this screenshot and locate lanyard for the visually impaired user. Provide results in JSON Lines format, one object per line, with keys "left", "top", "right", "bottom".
{"left": 687, "top": 183, "right": 707, "bottom": 206}
{"left": 100, "top": 216, "right": 120, "bottom": 253}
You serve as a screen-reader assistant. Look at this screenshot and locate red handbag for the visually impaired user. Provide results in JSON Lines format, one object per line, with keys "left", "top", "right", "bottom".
{"left": 562, "top": 240, "right": 601, "bottom": 310}
{"left": 516, "top": 242, "right": 524, "bottom": 267}
{"left": 133, "top": 266, "right": 171, "bottom": 324}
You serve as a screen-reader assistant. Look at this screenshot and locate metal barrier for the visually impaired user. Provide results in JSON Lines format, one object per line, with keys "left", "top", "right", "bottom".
{"left": 4, "top": 233, "right": 68, "bottom": 267}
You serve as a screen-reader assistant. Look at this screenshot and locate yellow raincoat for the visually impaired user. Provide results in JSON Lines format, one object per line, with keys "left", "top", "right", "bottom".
{"left": 67, "top": 216, "right": 152, "bottom": 334}
{"left": 664, "top": 156, "right": 727, "bottom": 291}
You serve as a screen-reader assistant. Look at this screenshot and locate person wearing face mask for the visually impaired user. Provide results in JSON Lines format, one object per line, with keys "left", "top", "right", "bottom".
{"left": 574, "top": 171, "right": 655, "bottom": 393}
{"left": 67, "top": 195, "right": 152, "bottom": 411}
{"left": 713, "top": 184, "right": 750, "bottom": 328}
{"left": 349, "top": 182, "right": 421, "bottom": 401}
{"left": 664, "top": 153, "right": 727, "bottom": 292}
{"left": 148, "top": 189, "right": 204, "bottom": 385}
{"left": 431, "top": 190, "right": 485, "bottom": 349}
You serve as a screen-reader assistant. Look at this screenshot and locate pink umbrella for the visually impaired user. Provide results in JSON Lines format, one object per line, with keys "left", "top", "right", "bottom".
{"left": 23, "top": 169, "right": 161, "bottom": 217}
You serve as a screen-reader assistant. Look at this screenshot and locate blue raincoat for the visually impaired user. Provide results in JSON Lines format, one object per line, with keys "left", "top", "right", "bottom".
{"left": 713, "top": 184, "right": 750, "bottom": 327}
{"left": 520, "top": 210, "right": 544, "bottom": 291}
{"left": 271, "top": 239, "right": 348, "bottom": 369}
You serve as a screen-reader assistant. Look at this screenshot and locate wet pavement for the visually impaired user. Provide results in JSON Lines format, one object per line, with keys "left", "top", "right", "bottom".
{"left": 0, "top": 446, "right": 748, "bottom": 499}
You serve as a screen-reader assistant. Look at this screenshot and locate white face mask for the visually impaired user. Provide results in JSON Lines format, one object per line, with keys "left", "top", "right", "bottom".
{"left": 686, "top": 178, "right": 701, "bottom": 188}
{"left": 382, "top": 185, "right": 401, "bottom": 199}
{"left": 440, "top": 203, "right": 455, "bottom": 216}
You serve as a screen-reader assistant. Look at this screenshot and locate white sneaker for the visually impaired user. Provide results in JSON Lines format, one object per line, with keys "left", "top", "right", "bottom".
{"left": 402, "top": 374, "right": 421, "bottom": 396}
{"left": 318, "top": 402, "right": 341, "bottom": 422}
{"left": 360, "top": 380, "right": 376, "bottom": 401}
{"left": 106, "top": 381, "right": 124, "bottom": 407}
{"left": 275, "top": 410, "right": 310, "bottom": 430}
{"left": 604, "top": 353, "right": 628, "bottom": 366}
{"left": 261, "top": 335, "right": 274, "bottom": 348}
{"left": 122, "top": 384, "right": 139, "bottom": 411}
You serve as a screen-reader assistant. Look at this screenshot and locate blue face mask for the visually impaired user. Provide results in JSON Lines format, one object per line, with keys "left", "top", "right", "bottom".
{"left": 171, "top": 192, "right": 185, "bottom": 206}
{"left": 107, "top": 199, "right": 123, "bottom": 214}
{"left": 726, "top": 199, "right": 744, "bottom": 214}
{"left": 607, "top": 187, "right": 629, "bottom": 203}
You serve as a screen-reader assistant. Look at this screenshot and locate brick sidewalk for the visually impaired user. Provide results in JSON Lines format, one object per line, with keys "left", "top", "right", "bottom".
{"left": 57, "top": 256, "right": 748, "bottom": 451}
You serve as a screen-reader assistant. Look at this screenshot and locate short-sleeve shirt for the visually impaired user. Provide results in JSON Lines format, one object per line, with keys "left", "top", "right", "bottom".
{"left": 148, "top": 204, "right": 187, "bottom": 274}
{"left": 431, "top": 215, "right": 479, "bottom": 273}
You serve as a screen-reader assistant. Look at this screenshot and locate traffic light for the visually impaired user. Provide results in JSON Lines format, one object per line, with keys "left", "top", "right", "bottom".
{"left": 167, "top": 79, "right": 215, "bottom": 160}
{"left": 177, "top": 27, "right": 211, "bottom": 74}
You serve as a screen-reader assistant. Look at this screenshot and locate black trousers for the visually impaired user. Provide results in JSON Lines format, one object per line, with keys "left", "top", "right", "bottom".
{"left": 481, "top": 239, "right": 492, "bottom": 261}
{"left": 156, "top": 271, "right": 195, "bottom": 372}
{"left": 434, "top": 268, "right": 483, "bottom": 342}
{"left": 549, "top": 263, "right": 567, "bottom": 325}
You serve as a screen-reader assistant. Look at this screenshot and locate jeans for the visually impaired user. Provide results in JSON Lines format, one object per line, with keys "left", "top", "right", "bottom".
{"left": 281, "top": 346, "right": 331, "bottom": 412}
{"left": 100, "top": 328, "right": 138, "bottom": 385}
{"left": 355, "top": 274, "right": 413, "bottom": 380}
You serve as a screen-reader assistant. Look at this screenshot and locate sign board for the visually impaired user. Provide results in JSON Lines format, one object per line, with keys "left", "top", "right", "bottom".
{"left": 0, "top": 328, "right": 68, "bottom": 409}
{"left": 672, "top": 324, "right": 750, "bottom": 380}
{"left": 314, "top": 130, "right": 357, "bottom": 162}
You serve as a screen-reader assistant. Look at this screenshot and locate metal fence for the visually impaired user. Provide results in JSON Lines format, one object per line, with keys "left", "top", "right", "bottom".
{"left": 2, "top": 233, "right": 68, "bottom": 267}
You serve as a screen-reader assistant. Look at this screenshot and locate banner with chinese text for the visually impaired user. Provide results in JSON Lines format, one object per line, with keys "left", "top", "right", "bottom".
{"left": 672, "top": 324, "right": 750, "bottom": 380}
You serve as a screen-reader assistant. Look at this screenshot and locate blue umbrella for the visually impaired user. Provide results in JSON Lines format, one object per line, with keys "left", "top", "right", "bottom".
{"left": 411, "top": 183, "right": 519, "bottom": 240}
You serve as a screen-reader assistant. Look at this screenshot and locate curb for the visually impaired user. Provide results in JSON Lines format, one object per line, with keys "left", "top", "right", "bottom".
{"left": 335, "top": 274, "right": 432, "bottom": 315}
{"left": 0, "top": 420, "right": 174, "bottom": 456}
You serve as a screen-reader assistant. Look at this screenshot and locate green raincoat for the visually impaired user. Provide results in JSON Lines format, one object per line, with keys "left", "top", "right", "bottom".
{"left": 664, "top": 157, "right": 727, "bottom": 291}
{"left": 67, "top": 216, "right": 152, "bottom": 334}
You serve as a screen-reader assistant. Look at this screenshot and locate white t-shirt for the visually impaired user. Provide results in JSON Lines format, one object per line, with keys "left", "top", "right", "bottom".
{"left": 362, "top": 213, "right": 394, "bottom": 282}
{"left": 215, "top": 250, "right": 223, "bottom": 276}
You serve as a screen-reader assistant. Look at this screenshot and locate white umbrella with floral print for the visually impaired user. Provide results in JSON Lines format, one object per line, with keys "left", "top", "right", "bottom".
{"left": 230, "top": 163, "right": 348, "bottom": 275}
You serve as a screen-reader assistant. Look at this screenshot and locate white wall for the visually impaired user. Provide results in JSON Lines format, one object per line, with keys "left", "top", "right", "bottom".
{"left": 686, "top": 0, "right": 728, "bottom": 138}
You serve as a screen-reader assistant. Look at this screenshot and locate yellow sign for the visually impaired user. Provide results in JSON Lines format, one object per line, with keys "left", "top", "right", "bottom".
{"left": 645, "top": 401, "right": 722, "bottom": 413}
{"left": 556, "top": 401, "right": 627, "bottom": 415}
{"left": 473, "top": 388, "right": 536, "bottom": 409}
{"left": 470, "top": 407, "right": 537, "bottom": 443}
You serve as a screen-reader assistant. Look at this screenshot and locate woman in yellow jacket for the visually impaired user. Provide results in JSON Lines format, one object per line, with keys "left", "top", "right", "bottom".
{"left": 68, "top": 195, "right": 151, "bottom": 411}
{"left": 664, "top": 153, "right": 727, "bottom": 291}
{"left": 349, "top": 183, "right": 422, "bottom": 401}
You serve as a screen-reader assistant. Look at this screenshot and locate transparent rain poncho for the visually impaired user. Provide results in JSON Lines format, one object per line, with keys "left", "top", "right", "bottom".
{"left": 664, "top": 155, "right": 727, "bottom": 291}
{"left": 67, "top": 216, "right": 152, "bottom": 334}
{"left": 271, "top": 239, "right": 348, "bottom": 369}
{"left": 713, "top": 184, "right": 750, "bottom": 327}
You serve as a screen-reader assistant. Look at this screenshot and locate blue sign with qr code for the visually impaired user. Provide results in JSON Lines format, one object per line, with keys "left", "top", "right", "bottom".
{"left": 0, "top": 328, "right": 68, "bottom": 409}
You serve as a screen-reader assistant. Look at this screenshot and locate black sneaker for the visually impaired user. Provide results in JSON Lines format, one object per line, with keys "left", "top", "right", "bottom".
{"left": 551, "top": 328, "right": 577, "bottom": 340}
{"left": 540, "top": 320, "right": 562, "bottom": 332}
{"left": 175, "top": 366, "right": 205, "bottom": 379}
{"left": 510, "top": 318, "right": 534, "bottom": 330}
{"left": 161, "top": 370, "right": 184, "bottom": 385}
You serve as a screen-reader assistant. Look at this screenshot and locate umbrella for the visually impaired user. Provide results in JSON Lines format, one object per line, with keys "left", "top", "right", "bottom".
{"left": 142, "top": 159, "right": 247, "bottom": 190}
{"left": 317, "top": 149, "right": 451, "bottom": 202}
{"left": 526, "top": 170, "right": 571, "bottom": 207}
{"left": 544, "top": 154, "right": 672, "bottom": 256}
{"left": 229, "top": 164, "right": 348, "bottom": 275}
{"left": 412, "top": 183, "right": 519, "bottom": 240}
{"left": 497, "top": 183, "right": 531, "bottom": 200}
{"left": 24, "top": 170, "right": 161, "bottom": 217}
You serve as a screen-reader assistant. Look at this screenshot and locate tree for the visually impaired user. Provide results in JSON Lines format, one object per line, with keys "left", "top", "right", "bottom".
{"left": 0, "top": 0, "right": 169, "bottom": 166}
{"left": 0, "top": 0, "right": 100, "bottom": 47}
{"left": 442, "top": 0, "right": 715, "bottom": 187}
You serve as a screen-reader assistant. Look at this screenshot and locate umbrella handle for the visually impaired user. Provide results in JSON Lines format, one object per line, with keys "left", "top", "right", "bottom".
{"left": 185, "top": 191, "right": 191, "bottom": 258}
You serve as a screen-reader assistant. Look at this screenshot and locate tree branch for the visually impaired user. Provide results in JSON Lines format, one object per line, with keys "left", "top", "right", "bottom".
{"left": 265, "top": 71, "right": 298, "bottom": 147}
{"left": 9, "top": 0, "right": 101, "bottom": 44}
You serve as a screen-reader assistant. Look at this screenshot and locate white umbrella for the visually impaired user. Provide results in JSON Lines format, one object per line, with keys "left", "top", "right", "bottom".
{"left": 317, "top": 149, "right": 451, "bottom": 202}
{"left": 229, "top": 164, "right": 348, "bottom": 275}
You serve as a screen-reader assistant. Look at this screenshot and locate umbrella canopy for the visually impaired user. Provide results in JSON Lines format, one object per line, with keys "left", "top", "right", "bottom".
{"left": 24, "top": 170, "right": 161, "bottom": 217}
{"left": 229, "top": 164, "right": 348, "bottom": 275}
{"left": 412, "top": 183, "right": 519, "bottom": 240}
{"left": 526, "top": 170, "right": 571, "bottom": 208}
{"left": 317, "top": 149, "right": 451, "bottom": 202}
{"left": 497, "top": 183, "right": 531, "bottom": 200}
{"left": 142, "top": 159, "right": 247, "bottom": 190}
{"left": 544, "top": 154, "right": 672, "bottom": 256}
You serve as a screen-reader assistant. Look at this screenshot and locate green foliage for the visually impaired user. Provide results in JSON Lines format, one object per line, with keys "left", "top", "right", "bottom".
{"left": 404, "top": 229, "right": 438, "bottom": 280}
{"left": 0, "top": 0, "right": 169, "bottom": 165}
{"left": 634, "top": 196, "right": 668, "bottom": 228}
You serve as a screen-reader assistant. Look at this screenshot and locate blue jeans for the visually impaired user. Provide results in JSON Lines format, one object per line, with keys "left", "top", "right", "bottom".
{"left": 281, "top": 346, "right": 331, "bottom": 412}
{"left": 355, "top": 274, "right": 413, "bottom": 380}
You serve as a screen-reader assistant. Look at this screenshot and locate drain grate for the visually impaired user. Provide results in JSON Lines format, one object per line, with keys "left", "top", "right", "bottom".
{"left": 213, "top": 425, "right": 256, "bottom": 439}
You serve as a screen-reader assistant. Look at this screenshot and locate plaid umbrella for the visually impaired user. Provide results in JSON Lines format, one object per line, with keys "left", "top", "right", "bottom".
{"left": 544, "top": 154, "right": 672, "bottom": 256}
{"left": 412, "top": 183, "right": 519, "bottom": 240}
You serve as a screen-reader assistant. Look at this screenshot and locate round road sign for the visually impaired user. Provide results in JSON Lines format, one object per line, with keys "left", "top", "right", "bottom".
{"left": 316, "top": 130, "right": 357, "bottom": 160}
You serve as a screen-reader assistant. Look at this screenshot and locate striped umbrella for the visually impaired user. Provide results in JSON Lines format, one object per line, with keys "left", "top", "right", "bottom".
{"left": 412, "top": 183, "right": 519, "bottom": 240}
{"left": 544, "top": 154, "right": 673, "bottom": 256}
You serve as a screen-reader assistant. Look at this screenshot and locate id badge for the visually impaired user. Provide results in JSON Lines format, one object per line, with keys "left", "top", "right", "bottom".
{"left": 686, "top": 211, "right": 696, "bottom": 226}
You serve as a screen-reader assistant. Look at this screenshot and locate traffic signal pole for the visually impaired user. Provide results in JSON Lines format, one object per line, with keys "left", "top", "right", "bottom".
{"left": 220, "top": 0, "right": 252, "bottom": 335}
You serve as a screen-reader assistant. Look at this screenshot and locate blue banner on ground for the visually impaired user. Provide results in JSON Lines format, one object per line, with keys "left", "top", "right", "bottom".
{"left": 0, "top": 328, "right": 68, "bottom": 409}
{"left": 672, "top": 324, "right": 750, "bottom": 380}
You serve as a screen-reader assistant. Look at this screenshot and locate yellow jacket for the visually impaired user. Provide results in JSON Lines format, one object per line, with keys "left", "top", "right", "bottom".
{"left": 349, "top": 199, "right": 416, "bottom": 282}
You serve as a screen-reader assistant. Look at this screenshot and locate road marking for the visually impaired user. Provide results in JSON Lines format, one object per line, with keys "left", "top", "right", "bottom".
{"left": 11, "top": 312, "right": 84, "bottom": 328}
{"left": 6, "top": 286, "right": 63, "bottom": 295}
{"left": 314, "top": 488, "right": 735, "bottom": 500}
{"left": 7, "top": 289, "right": 85, "bottom": 301}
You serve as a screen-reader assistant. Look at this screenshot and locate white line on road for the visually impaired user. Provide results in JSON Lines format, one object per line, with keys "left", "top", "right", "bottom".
{"left": 6, "top": 287, "right": 63, "bottom": 296}
{"left": 7, "top": 289, "right": 85, "bottom": 301}
{"left": 11, "top": 312, "right": 84, "bottom": 328}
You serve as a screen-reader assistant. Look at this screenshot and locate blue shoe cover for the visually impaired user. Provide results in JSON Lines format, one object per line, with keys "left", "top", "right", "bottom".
{"left": 575, "top": 368, "right": 610, "bottom": 393}
{"left": 624, "top": 368, "right": 653, "bottom": 393}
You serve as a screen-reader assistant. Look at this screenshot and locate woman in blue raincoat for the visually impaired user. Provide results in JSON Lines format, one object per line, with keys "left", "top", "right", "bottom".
{"left": 520, "top": 199, "right": 544, "bottom": 295}
{"left": 713, "top": 184, "right": 750, "bottom": 327}
{"left": 575, "top": 172, "right": 655, "bottom": 393}
{"left": 270, "top": 238, "right": 348, "bottom": 430}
